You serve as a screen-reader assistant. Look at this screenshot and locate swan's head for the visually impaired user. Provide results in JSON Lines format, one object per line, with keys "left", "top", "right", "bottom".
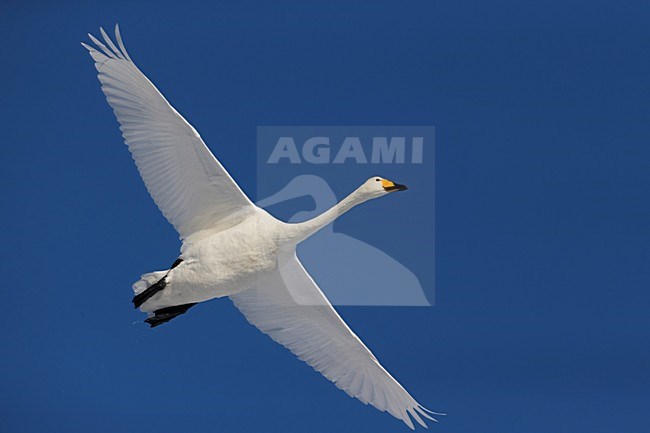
{"left": 359, "top": 176, "right": 408, "bottom": 198}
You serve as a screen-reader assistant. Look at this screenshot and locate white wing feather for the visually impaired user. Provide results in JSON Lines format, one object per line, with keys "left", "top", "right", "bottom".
{"left": 230, "top": 256, "right": 438, "bottom": 429}
{"left": 83, "top": 25, "right": 256, "bottom": 239}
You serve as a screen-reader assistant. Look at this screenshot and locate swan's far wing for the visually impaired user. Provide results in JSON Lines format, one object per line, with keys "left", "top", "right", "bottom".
{"left": 230, "top": 256, "right": 437, "bottom": 429}
{"left": 83, "top": 26, "right": 256, "bottom": 239}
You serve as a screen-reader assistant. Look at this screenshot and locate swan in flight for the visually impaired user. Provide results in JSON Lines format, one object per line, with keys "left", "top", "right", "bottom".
{"left": 82, "top": 25, "right": 438, "bottom": 429}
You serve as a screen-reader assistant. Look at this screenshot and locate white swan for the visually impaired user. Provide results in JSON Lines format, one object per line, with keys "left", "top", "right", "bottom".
{"left": 83, "top": 25, "right": 438, "bottom": 429}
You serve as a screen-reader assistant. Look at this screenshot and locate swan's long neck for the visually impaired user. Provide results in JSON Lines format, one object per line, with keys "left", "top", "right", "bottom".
{"left": 286, "top": 188, "right": 367, "bottom": 244}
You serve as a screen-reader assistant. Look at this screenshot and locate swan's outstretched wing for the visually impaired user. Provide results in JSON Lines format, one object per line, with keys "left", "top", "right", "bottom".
{"left": 230, "top": 256, "right": 437, "bottom": 429}
{"left": 83, "top": 25, "right": 256, "bottom": 239}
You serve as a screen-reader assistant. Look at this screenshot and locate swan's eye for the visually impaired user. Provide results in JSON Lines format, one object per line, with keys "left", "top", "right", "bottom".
{"left": 375, "top": 178, "right": 380, "bottom": 182}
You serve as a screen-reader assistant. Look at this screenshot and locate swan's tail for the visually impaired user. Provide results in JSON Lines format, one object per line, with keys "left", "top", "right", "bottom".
{"left": 132, "top": 270, "right": 168, "bottom": 309}
{"left": 132, "top": 270, "right": 167, "bottom": 297}
{"left": 131, "top": 259, "right": 196, "bottom": 327}
{"left": 132, "top": 258, "right": 184, "bottom": 303}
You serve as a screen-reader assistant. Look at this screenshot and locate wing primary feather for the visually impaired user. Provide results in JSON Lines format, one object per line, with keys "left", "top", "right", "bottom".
{"left": 408, "top": 407, "right": 428, "bottom": 429}
{"left": 114, "top": 23, "right": 134, "bottom": 62}
{"left": 87, "top": 33, "right": 117, "bottom": 60}
{"left": 80, "top": 42, "right": 95, "bottom": 52}
{"left": 418, "top": 405, "right": 445, "bottom": 416}
{"left": 416, "top": 408, "right": 438, "bottom": 422}
{"left": 99, "top": 26, "right": 124, "bottom": 59}
{"left": 402, "top": 410, "right": 416, "bottom": 430}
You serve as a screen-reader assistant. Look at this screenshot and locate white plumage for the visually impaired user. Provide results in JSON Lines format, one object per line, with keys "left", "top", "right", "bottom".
{"left": 83, "top": 25, "right": 438, "bottom": 429}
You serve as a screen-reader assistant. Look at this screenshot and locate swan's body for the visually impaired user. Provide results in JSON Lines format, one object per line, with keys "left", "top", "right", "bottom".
{"left": 141, "top": 209, "right": 280, "bottom": 310}
{"left": 83, "top": 25, "right": 437, "bottom": 429}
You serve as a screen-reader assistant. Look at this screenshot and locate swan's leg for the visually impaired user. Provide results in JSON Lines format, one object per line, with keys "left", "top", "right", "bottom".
{"left": 169, "top": 258, "right": 183, "bottom": 269}
{"left": 132, "top": 277, "right": 166, "bottom": 308}
{"left": 132, "top": 258, "right": 184, "bottom": 308}
{"left": 145, "top": 302, "right": 197, "bottom": 328}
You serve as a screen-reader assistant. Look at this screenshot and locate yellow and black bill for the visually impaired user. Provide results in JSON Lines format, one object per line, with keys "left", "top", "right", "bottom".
{"left": 381, "top": 179, "right": 408, "bottom": 192}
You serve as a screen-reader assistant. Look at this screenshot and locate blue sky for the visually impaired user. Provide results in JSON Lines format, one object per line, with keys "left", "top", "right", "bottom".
{"left": 1, "top": 1, "right": 649, "bottom": 432}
